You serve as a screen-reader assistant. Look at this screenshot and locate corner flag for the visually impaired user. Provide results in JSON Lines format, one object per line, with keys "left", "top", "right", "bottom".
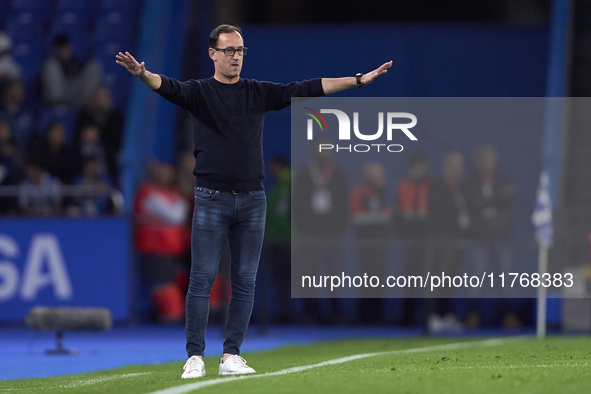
{"left": 532, "top": 170, "right": 554, "bottom": 246}
{"left": 531, "top": 169, "right": 553, "bottom": 338}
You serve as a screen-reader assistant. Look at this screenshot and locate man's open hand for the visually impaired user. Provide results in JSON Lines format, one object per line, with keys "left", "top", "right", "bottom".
{"left": 115, "top": 52, "right": 146, "bottom": 77}
{"left": 361, "top": 61, "right": 393, "bottom": 85}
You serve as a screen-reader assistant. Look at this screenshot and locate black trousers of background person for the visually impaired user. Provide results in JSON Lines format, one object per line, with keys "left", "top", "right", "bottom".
{"left": 425, "top": 237, "right": 466, "bottom": 320}
{"left": 399, "top": 238, "right": 428, "bottom": 326}
{"left": 140, "top": 254, "right": 185, "bottom": 322}
{"left": 301, "top": 245, "right": 343, "bottom": 325}
{"left": 355, "top": 235, "right": 389, "bottom": 325}
{"left": 264, "top": 241, "right": 293, "bottom": 324}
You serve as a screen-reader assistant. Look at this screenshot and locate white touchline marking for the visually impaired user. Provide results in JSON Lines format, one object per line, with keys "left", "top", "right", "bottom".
{"left": 0, "top": 373, "right": 150, "bottom": 391}
{"left": 148, "top": 337, "right": 521, "bottom": 394}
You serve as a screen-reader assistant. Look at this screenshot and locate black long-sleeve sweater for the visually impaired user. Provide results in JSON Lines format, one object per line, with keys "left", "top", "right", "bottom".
{"left": 155, "top": 75, "right": 325, "bottom": 191}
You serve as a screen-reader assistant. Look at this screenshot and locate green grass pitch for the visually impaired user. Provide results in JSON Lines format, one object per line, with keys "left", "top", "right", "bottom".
{"left": 1, "top": 336, "right": 589, "bottom": 393}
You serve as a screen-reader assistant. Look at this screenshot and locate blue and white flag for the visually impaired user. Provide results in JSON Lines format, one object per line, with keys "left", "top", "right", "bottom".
{"left": 531, "top": 170, "right": 554, "bottom": 246}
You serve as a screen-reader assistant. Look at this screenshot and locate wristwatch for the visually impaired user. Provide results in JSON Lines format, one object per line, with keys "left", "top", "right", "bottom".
{"left": 355, "top": 73, "right": 364, "bottom": 87}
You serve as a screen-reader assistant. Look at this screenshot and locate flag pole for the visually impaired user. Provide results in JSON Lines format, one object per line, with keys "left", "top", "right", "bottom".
{"left": 536, "top": 243, "right": 549, "bottom": 338}
{"left": 532, "top": 170, "right": 553, "bottom": 339}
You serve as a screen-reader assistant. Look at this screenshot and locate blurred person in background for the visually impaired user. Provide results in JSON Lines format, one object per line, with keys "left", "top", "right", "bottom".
{"left": 462, "top": 144, "right": 517, "bottom": 328}
{"left": 0, "top": 119, "right": 24, "bottom": 171}
{"left": 134, "top": 161, "right": 191, "bottom": 324}
{"left": 30, "top": 122, "right": 76, "bottom": 184}
{"left": 41, "top": 34, "right": 101, "bottom": 107}
{"left": 349, "top": 161, "right": 391, "bottom": 324}
{"left": 293, "top": 139, "right": 350, "bottom": 325}
{"left": 75, "top": 86, "right": 124, "bottom": 184}
{"left": 0, "top": 120, "right": 22, "bottom": 214}
{"left": 0, "top": 32, "right": 22, "bottom": 90}
{"left": 75, "top": 124, "right": 108, "bottom": 178}
{"left": 0, "top": 80, "right": 36, "bottom": 150}
{"left": 427, "top": 151, "right": 470, "bottom": 333}
{"left": 69, "top": 155, "right": 114, "bottom": 217}
{"left": 263, "top": 155, "right": 293, "bottom": 324}
{"left": 117, "top": 23, "right": 390, "bottom": 377}
{"left": 19, "top": 160, "right": 62, "bottom": 216}
{"left": 394, "top": 152, "right": 430, "bottom": 326}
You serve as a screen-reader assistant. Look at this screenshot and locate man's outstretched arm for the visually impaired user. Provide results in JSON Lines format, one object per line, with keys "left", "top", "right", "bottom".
{"left": 116, "top": 51, "right": 162, "bottom": 90}
{"left": 321, "top": 61, "right": 392, "bottom": 95}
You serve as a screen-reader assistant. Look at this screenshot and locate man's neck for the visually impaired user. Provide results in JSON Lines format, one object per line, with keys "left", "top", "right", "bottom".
{"left": 213, "top": 73, "right": 240, "bottom": 84}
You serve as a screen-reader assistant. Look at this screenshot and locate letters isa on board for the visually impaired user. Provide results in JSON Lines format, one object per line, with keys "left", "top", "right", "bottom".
{"left": 0, "top": 218, "right": 131, "bottom": 321}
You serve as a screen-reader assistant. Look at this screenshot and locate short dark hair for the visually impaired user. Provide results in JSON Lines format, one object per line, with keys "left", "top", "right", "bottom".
{"left": 208, "top": 24, "right": 243, "bottom": 48}
{"left": 52, "top": 33, "right": 70, "bottom": 48}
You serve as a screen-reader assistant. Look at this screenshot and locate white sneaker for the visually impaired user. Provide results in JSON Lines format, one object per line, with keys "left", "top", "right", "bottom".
{"left": 443, "top": 314, "right": 464, "bottom": 331}
{"left": 428, "top": 314, "right": 446, "bottom": 333}
{"left": 182, "top": 356, "right": 206, "bottom": 379}
{"left": 218, "top": 355, "right": 256, "bottom": 375}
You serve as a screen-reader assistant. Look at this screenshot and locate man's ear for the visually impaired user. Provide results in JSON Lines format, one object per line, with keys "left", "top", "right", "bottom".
{"left": 208, "top": 47, "right": 216, "bottom": 61}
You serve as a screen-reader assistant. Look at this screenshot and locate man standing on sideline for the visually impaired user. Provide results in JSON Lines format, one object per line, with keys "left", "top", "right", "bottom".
{"left": 116, "top": 24, "right": 391, "bottom": 379}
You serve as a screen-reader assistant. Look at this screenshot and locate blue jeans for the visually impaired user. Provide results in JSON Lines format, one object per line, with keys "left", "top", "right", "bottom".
{"left": 186, "top": 186, "right": 266, "bottom": 357}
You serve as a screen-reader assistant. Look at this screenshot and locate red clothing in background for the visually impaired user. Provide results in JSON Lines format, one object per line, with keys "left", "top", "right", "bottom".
{"left": 134, "top": 182, "right": 190, "bottom": 257}
{"left": 397, "top": 178, "right": 430, "bottom": 216}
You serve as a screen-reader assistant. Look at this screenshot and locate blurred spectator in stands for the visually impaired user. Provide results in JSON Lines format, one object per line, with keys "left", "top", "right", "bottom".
{"left": 0, "top": 32, "right": 22, "bottom": 91}
{"left": 75, "top": 86, "right": 124, "bottom": 183}
{"left": 463, "top": 144, "right": 517, "bottom": 328}
{"left": 30, "top": 122, "right": 76, "bottom": 184}
{"left": 0, "top": 119, "right": 24, "bottom": 170}
{"left": 264, "top": 155, "right": 293, "bottom": 324}
{"left": 19, "top": 161, "right": 62, "bottom": 216}
{"left": 394, "top": 152, "right": 430, "bottom": 326}
{"left": 427, "top": 151, "right": 470, "bottom": 333}
{"left": 41, "top": 34, "right": 101, "bottom": 107}
{"left": 293, "top": 138, "right": 349, "bottom": 324}
{"left": 134, "top": 161, "right": 191, "bottom": 323}
{"left": 69, "top": 155, "right": 114, "bottom": 217}
{"left": 76, "top": 124, "right": 107, "bottom": 177}
{"left": 350, "top": 161, "right": 391, "bottom": 324}
{"left": 0, "top": 120, "right": 22, "bottom": 214}
{"left": 0, "top": 80, "right": 36, "bottom": 150}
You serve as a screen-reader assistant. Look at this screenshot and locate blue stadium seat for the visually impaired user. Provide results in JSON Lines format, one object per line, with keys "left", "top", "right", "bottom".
{"left": 0, "top": 0, "right": 9, "bottom": 26}
{"left": 102, "top": 72, "right": 130, "bottom": 111}
{"left": 11, "top": 41, "right": 42, "bottom": 81}
{"left": 94, "top": 12, "right": 135, "bottom": 46}
{"left": 9, "top": 41, "right": 41, "bottom": 107}
{"left": 6, "top": 13, "right": 45, "bottom": 44}
{"left": 11, "top": 0, "right": 52, "bottom": 18}
{"left": 56, "top": 0, "right": 96, "bottom": 20}
{"left": 96, "top": 42, "right": 130, "bottom": 74}
{"left": 100, "top": 0, "right": 141, "bottom": 13}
